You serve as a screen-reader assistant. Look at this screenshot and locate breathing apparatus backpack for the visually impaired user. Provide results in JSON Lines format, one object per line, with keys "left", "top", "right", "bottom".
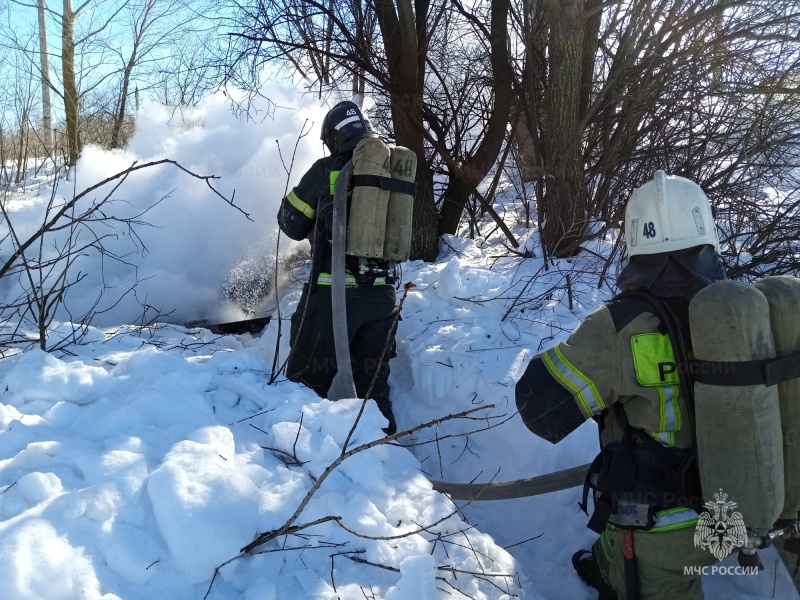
{"left": 346, "top": 137, "right": 417, "bottom": 262}
{"left": 587, "top": 277, "right": 800, "bottom": 563}
{"left": 689, "top": 276, "right": 800, "bottom": 538}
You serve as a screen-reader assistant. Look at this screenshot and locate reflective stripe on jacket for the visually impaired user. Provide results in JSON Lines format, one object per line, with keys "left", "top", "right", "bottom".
{"left": 308, "top": 273, "right": 389, "bottom": 286}
{"left": 515, "top": 297, "right": 692, "bottom": 449}
{"left": 277, "top": 155, "right": 342, "bottom": 242}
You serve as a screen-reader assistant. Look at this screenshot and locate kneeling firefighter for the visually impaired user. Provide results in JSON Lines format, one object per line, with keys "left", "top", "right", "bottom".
{"left": 516, "top": 172, "right": 727, "bottom": 599}
{"left": 277, "top": 100, "right": 416, "bottom": 435}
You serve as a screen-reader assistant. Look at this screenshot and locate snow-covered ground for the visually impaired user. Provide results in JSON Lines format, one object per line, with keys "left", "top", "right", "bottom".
{"left": 0, "top": 86, "right": 797, "bottom": 599}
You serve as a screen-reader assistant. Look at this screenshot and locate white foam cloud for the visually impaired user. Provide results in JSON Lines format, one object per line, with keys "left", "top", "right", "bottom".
{"left": 19, "top": 85, "right": 328, "bottom": 327}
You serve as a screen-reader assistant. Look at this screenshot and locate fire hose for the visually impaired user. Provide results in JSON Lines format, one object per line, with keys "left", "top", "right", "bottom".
{"left": 430, "top": 462, "right": 592, "bottom": 501}
{"left": 431, "top": 463, "right": 799, "bottom": 581}
{"left": 327, "top": 160, "right": 357, "bottom": 402}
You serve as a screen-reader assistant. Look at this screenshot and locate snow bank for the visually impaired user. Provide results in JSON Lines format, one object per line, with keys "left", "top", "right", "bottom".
{"left": 0, "top": 319, "right": 522, "bottom": 600}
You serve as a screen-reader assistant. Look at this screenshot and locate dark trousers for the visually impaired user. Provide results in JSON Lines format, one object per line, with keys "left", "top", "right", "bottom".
{"left": 287, "top": 284, "right": 397, "bottom": 411}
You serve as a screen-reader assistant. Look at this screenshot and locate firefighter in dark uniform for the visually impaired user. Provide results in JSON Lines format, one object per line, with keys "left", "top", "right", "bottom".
{"left": 515, "top": 172, "right": 726, "bottom": 599}
{"left": 277, "top": 101, "right": 398, "bottom": 435}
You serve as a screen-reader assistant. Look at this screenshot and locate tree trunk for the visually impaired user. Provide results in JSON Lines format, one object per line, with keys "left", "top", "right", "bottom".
{"left": 15, "top": 108, "right": 29, "bottom": 185}
{"left": 0, "top": 124, "right": 6, "bottom": 182}
{"left": 388, "top": 87, "right": 439, "bottom": 262}
{"left": 579, "top": 0, "right": 602, "bottom": 118}
{"left": 511, "top": 96, "right": 537, "bottom": 182}
{"left": 62, "top": 0, "right": 81, "bottom": 167}
{"left": 111, "top": 54, "right": 136, "bottom": 148}
{"left": 38, "top": 0, "right": 53, "bottom": 155}
{"left": 409, "top": 173, "right": 439, "bottom": 261}
{"left": 436, "top": 0, "right": 513, "bottom": 237}
{"left": 374, "top": 0, "right": 439, "bottom": 261}
{"left": 541, "top": 0, "right": 588, "bottom": 258}
{"left": 112, "top": 0, "right": 154, "bottom": 149}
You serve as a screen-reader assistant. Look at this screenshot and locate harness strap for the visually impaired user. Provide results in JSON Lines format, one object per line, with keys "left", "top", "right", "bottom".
{"left": 308, "top": 218, "right": 327, "bottom": 295}
{"left": 582, "top": 292, "right": 705, "bottom": 534}
{"left": 694, "top": 353, "right": 800, "bottom": 387}
{"left": 580, "top": 453, "right": 606, "bottom": 527}
{"left": 614, "top": 292, "right": 699, "bottom": 462}
{"left": 583, "top": 408, "right": 643, "bottom": 533}
{"left": 351, "top": 174, "right": 416, "bottom": 195}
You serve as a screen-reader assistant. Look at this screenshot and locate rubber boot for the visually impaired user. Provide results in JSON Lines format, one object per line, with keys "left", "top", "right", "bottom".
{"left": 375, "top": 398, "right": 396, "bottom": 435}
{"left": 572, "top": 549, "right": 618, "bottom": 600}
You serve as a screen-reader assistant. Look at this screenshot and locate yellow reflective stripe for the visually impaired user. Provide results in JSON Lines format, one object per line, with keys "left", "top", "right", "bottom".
{"left": 542, "top": 346, "right": 606, "bottom": 418}
{"left": 655, "top": 431, "right": 675, "bottom": 445}
{"left": 316, "top": 273, "right": 357, "bottom": 286}
{"left": 329, "top": 170, "right": 340, "bottom": 195}
{"left": 310, "top": 274, "right": 388, "bottom": 286}
{"left": 286, "top": 189, "right": 314, "bottom": 219}
{"left": 649, "top": 508, "right": 698, "bottom": 532}
{"left": 649, "top": 384, "right": 680, "bottom": 446}
{"left": 598, "top": 529, "right": 615, "bottom": 561}
{"left": 673, "top": 388, "right": 682, "bottom": 431}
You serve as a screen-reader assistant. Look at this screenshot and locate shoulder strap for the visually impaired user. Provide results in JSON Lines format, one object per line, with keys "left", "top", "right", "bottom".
{"left": 612, "top": 292, "right": 702, "bottom": 507}
{"left": 611, "top": 290, "right": 697, "bottom": 433}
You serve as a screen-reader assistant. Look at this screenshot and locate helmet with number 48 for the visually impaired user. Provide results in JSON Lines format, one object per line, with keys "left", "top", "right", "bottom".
{"left": 320, "top": 101, "right": 377, "bottom": 155}
{"left": 624, "top": 170, "right": 720, "bottom": 257}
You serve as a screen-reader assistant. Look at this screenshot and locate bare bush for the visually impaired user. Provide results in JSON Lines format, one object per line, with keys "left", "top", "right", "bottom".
{"left": 511, "top": 0, "right": 800, "bottom": 264}
{"left": 0, "top": 159, "right": 246, "bottom": 352}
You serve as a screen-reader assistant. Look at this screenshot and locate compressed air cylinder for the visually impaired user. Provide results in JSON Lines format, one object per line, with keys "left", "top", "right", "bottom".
{"left": 754, "top": 275, "right": 800, "bottom": 520}
{"left": 690, "top": 280, "right": 784, "bottom": 537}
{"left": 347, "top": 137, "right": 392, "bottom": 258}
{"left": 383, "top": 146, "right": 417, "bottom": 261}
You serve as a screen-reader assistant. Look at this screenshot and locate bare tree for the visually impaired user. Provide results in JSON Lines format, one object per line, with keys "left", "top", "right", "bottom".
{"left": 104, "top": 0, "right": 213, "bottom": 147}
{"left": 157, "top": 34, "right": 220, "bottom": 108}
{"left": 60, "top": 0, "right": 131, "bottom": 165}
{"left": 535, "top": 0, "right": 594, "bottom": 257}
{"left": 371, "top": 0, "right": 440, "bottom": 260}
{"left": 61, "top": 0, "right": 80, "bottom": 165}
{"left": 508, "top": 0, "right": 800, "bottom": 261}
{"left": 4, "top": 0, "right": 220, "bottom": 165}
{"left": 5, "top": 0, "right": 130, "bottom": 165}
{"left": 221, "top": 0, "right": 514, "bottom": 262}
{"left": 3, "top": 38, "right": 40, "bottom": 185}
{"left": 37, "top": 0, "right": 53, "bottom": 154}
{"left": 430, "top": 0, "right": 514, "bottom": 239}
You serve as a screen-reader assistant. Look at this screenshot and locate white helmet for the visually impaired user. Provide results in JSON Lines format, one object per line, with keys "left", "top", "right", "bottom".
{"left": 624, "top": 170, "right": 720, "bottom": 257}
